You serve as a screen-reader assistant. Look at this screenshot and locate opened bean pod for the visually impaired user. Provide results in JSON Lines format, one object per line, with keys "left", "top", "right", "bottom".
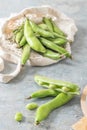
{"left": 34, "top": 75, "right": 80, "bottom": 95}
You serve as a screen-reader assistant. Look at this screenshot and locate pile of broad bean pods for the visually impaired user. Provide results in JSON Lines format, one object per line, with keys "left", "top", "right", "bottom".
{"left": 12, "top": 17, "right": 72, "bottom": 65}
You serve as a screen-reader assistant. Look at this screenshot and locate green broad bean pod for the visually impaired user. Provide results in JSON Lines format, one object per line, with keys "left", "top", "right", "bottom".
{"left": 42, "top": 49, "right": 64, "bottom": 60}
{"left": 35, "top": 93, "right": 74, "bottom": 125}
{"left": 26, "top": 89, "right": 59, "bottom": 99}
{"left": 15, "top": 30, "right": 23, "bottom": 44}
{"left": 38, "top": 23, "right": 48, "bottom": 30}
{"left": 53, "top": 32, "right": 67, "bottom": 39}
{"left": 52, "top": 38, "right": 67, "bottom": 46}
{"left": 19, "top": 36, "right": 27, "bottom": 47}
{"left": 40, "top": 37, "right": 71, "bottom": 58}
{"left": 34, "top": 75, "right": 80, "bottom": 95}
{"left": 29, "top": 20, "right": 54, "bottom": 38}
{"left": 21, "top": 44, "right": 30, "bottom": 65}
{"left": 24, "top": 19, "right": 46, "bottom": 53}
{"left": 43, "top": 17, "right": 53, "bottom": 32}
{"left": 50, "top": 19, "right": 66, "bottom": 36}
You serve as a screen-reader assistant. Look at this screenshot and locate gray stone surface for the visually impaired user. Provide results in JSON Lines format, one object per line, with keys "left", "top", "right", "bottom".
{"left": 0, "top": 0, "right": 87, "bottom": 130}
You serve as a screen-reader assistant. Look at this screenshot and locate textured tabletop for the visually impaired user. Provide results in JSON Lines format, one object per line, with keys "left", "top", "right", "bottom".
{"left": 0, "top": 0, "right": 87, "bottom": 130}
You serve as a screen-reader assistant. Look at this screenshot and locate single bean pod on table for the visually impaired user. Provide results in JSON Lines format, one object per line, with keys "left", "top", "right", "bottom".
{"left": 26, "top": 89, "right": 59, "bottom": 99}
{"left": 35, "top": 93, "right": 74, "bottom": 125}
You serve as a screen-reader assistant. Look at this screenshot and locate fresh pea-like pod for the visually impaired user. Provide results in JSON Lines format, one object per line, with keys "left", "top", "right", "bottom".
{"left": 42, "top": 49, "right": 64, "bottom": 60}
{"left": 15, "top": 30, "right": 23, "bottom": 44}
{"left": 52, "top": 38, "right": 67, "bottom": 46}
{"left": 43, "top": 17, "right": 53, "bottom": 32}
{"left": 38, "top": 23, "right": 48, "bottom": 30}
{"left": 53, "top": 32, "right": 66, "bottom": 39}
{"left": 26, "top": 103, "right": 38, "bottom": 110}
{"left": 35, "top": 93, "right": 74, "bottom": 125}
{"left": 19, "top": 36, "right": 27, "bottom": 47}
{"left": 48, "top": 38, "right": 67, "bottom": 46}
{"left": 26, "top": 89, "right": 59, "bottom": 99}
{"left": 50, "top": 19, "right": 66, "bottom": 36}
{"left": 24, "top": 19, "right": 46, "bottom": 53}
{"left": 29, "top": 20, "right": 54, "bottom": 38}
{"left": 34, "top": 75, "right": 80, "bottom": 95}
{"left": 21, "top": 44, "right": 30, "bottom": 65}
{"left": 40, "top": 37, "right": 71, "bottom": 58}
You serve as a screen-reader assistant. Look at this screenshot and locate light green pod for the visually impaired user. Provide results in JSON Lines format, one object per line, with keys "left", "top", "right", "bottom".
{"left": 40, "top": 37, "right": 72, "bottom": 58}
{"left": 50, "top": 19, "right": 66, "bottom": 36}
{"left": 29, "top": 20, "right": 54, "bottom": 38}
{"left": 15, "top": 30, "right": 23, "bottom": 43}
{"left": 19, "top": 36, "right": 27, "bottom": 47}
{"left": 26, "top": 89, "right": 59, "bottom": 99}
{"left": 15, "top": 112, "right": 23, "bottom": 122}
{"left": 53, "top": 32, "right": 66, "bottom": 39}
{"left": 34, "top": 75, "right": 80, "bottom": 95}
{"left": 52, "top": 38, "right": 67, "bottom": 46}
{"left": 42, "top": 49, "right": 63, "bottom": 60}
{"left": 35, "top": 93, "right": 74, "bottom": 124}
{"left": 26, "top": 103, "right": 38, "bottom": 110}
{"left": 38, "top": 23, "right": 48, "bottom": 30}
{"left": 43, "top": 17, "right": 53, "bottom": 32}
{"left": 21, "top": 44, "right": 30, "bottom": 65}
{"left": 24, "top": 19, "right": 46, "bottom": 53}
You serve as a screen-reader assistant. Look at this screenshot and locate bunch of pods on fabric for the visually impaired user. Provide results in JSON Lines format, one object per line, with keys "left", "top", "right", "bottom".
{"left": 25, "top": 75, "right": 80, "bottom": 125}
{"left": 13, "top": 17, "right": 72, "bottom": 65}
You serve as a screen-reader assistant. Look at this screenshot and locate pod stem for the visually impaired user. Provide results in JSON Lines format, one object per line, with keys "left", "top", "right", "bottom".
{"left": 70, "top": 55, "right": 73, "bottom": 59}
{"left": 60, "top": 54, "right": 65, "bottom": 58}
{"left": 35, "top": 121, "right": 40, "bottom": 125}
{"left": 22, "top": 64, "right": 25, "bottom": 67}
{"left": 25, "top": 96, "right": 31, "bottom": 99}
{"left": 24, "top": 14, "right": 28, "bottom": 19}
{"left": 16, "top": 45, "right": 21, "bottom": 48}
